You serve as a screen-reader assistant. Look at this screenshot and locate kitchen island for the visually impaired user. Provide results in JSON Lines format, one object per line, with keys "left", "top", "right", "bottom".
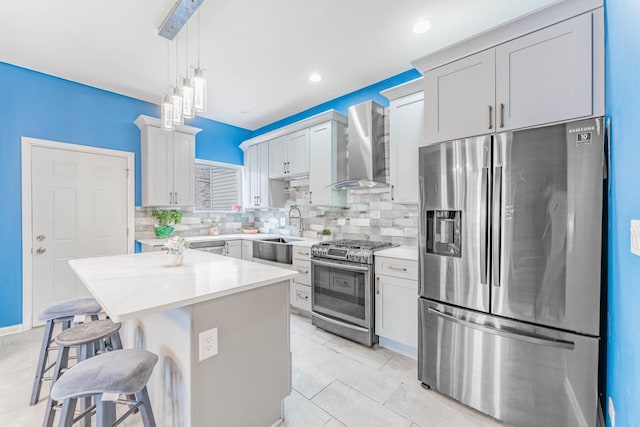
{"left": 69, "top": 249, "right": 298, "bottom": 427}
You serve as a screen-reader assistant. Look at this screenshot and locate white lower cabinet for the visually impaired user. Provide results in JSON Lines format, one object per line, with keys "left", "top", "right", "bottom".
{"left": 290, "top": 244, "right": 312, "bottom": 313}
{"left": 374, "top": 256, "right": 418, "bottom": 352}
{"left": 290, "top": 282, "right": 311, "bottom": 312}
{"left": 241, "top": 240, "right": 253, "bottom": 261}
{"left": 225, "top": 240, "right": 242, "bottom": 259}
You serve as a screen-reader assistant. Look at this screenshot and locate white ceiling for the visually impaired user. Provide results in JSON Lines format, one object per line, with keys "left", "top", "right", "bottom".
{"left": 0, "top": 0, "right": 559, "bottom": 130}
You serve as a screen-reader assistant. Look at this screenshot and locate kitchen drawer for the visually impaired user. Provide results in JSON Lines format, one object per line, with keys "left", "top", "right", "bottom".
{"left": 290, "top": 282, "right": 311, "bottom": 312}
{"left": 292, "top": 245, "right": 311, "bottom": 261}
{"left": 375, "top": 257, "right": 418, "bottom": 281}
{"left": 292, "top": 258, "right": 311, "bottom": 286}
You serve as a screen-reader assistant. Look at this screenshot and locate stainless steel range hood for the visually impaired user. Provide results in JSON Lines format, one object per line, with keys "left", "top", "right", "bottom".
{"left": 329, "top": 100, "right": 387, "bottom": 189}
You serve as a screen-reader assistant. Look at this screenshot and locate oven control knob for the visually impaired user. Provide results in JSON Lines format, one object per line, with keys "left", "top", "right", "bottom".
{"left": 355, "top": 252, "right": 363, "bottom": 262}
{"left": 347, "top": 252, "right": 353, "bottom": 261}
{"left": 322, "top": 248, "right": 329, "bottom": 256}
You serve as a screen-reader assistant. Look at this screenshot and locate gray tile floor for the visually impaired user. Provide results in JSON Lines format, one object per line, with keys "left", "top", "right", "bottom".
{"left": 0, "top": 314, "right": 506, "bottom": 426}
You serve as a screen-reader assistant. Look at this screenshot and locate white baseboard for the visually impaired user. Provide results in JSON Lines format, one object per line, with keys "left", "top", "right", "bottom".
{"left": 378, "top": 337, "right": 418, "bottom": 359}
{"left": 0, "top": 324, "right": 24, "bottom": 337}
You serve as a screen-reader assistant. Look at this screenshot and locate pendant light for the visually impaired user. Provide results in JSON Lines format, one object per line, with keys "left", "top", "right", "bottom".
{"left": 192, "top": 10, "right": 207, "bottom": 113}
{"left": 161, "top": 42, "right": 174, "bottom": 130}
{"left": 181, "top": 23, "right": 195, "bottom": 119}
{"left": 171, "top": 40, "right": 184, "bottom": 125}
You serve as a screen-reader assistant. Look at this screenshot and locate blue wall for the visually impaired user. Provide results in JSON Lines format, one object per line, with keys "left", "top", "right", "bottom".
{"left": 605, "top": 0, "right": 640, "bottom": 425}
{"left": 0, "top": 62, "right": 250, "bottom": 328}
{"left": 252, "top": 69, "right": 421, "bottom": 137}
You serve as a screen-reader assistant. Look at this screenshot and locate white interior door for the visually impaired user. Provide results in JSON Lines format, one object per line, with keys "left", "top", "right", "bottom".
{"left": 31, "top": 146, "right": 129, "bottom": 325}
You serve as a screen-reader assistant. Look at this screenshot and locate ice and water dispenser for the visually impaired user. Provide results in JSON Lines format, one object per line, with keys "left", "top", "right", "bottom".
{"left": 426, "top": 210, "right": 462, "bottom": 257}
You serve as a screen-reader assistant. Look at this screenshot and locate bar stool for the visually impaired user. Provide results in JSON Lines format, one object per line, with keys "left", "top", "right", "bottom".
{"left": 51, "top": 349, "right": 158, "bottom": 427}
{"left": 43, "top": 319, "right": 123, "bottom": 427}
{"left": 30, "top": 298, "right": 102, "bottom": 406}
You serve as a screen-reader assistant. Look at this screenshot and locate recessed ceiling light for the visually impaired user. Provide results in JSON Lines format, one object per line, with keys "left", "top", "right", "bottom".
{"left": 309, "top": 73, "right": 323, "bottom": 83}
{"left": 412, "top": 19, "right": 433, "bottom": 34}
{"left": 240, "top": 109, "right": 253, "bottom": 115}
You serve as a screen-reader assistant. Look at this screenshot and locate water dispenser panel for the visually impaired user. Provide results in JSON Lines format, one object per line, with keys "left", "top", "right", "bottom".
{"left": 426, "top": 210, "right": 461, "bottom": 257}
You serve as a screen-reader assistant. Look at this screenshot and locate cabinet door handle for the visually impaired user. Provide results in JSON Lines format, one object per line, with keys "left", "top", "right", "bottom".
{"left": 170, "top": 192, "right": 174, "bottom": 204}
{"left": 283, "top": 162, "right": 286, "bottom": 174}
{"left": 286, "top": 161, "right": 290, "bottom": 174}
{"left": 297, "top": 268, "right": 309, "bottom": 274}
{"left": 488, "top": 105, "right": 493, "bottom": 130}
{"left": 390, "top": 185, "right": 395, "bottom": 201}
{"left": 388, "top": 265, "right": 408, "bottom": 272}
{"left": 257, "top": 195, "right": 261, "bottom": 206}
{"left": 499, "top": 103, "right": 505, "bottom": 128}
{"left": 174, "top": 192, "right": 178, "bottom": 204}
{"left": 375, "top": 276, "right": 380, "bottom": 295}
{"left": 297, "top": 250, "right": 309, "bottom": 256}
{"left": 309, "top": 191, "right": 312, "bottom": 204}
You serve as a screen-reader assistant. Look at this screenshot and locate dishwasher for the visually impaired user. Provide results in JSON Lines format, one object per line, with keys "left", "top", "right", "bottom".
{"left": 189, "top": 240, "right": 227, "bottom": 256}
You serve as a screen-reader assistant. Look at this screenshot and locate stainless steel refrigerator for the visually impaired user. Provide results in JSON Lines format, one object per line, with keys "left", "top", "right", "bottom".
{"left": 418, "top": 117, "right": 604, "bottom": 427}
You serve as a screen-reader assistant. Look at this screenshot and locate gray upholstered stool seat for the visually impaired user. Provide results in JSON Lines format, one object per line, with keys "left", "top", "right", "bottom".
{"left": 31, "top": 297, "right": 103, "bottom": 406}
{"left": 37, "top": 298, "right": 102, "bottom": 322}
{"left": 43, "top": 320, "right": 124, "bottom": 427}
{"left": 51, "top": 350, "right": 158, "bottom": 427}
{"left": 55, "top": 319, "right": 122, "bottom": 348}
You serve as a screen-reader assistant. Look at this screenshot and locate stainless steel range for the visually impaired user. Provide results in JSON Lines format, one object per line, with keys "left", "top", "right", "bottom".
{"left": 310, "top": 239, "right": 394, "bottom": 346}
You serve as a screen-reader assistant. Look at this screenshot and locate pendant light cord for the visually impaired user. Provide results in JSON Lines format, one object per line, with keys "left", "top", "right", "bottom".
{"left": 197, "top": 9, "right": 201, "bottom": 69}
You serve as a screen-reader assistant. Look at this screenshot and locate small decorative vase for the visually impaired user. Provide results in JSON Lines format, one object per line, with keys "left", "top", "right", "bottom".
{"left": 208, "top": 226, "right": 219, "bottom": 236}
{"left": 168, "top": 253, "right": 184, "bottom": 266}
{"left": 155, "top": 225, "right": 175, "bottom": 237}
{"left": 321, "top": 235, "right": 332, "bottom": 242}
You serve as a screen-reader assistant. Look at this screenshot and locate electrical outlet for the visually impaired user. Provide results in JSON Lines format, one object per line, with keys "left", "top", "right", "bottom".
{"left": 199, "top": 328, "right": 218, "bottom": 361}
{"left": 608, "top": 397, "right": 615, "bottom": 427}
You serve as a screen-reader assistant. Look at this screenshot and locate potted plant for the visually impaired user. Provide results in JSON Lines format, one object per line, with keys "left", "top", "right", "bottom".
{"left": 151, "top": 209, "right": 183, "bottom": 237}
{"left": 320, "top": 229, "right": 332, "bottom": 242}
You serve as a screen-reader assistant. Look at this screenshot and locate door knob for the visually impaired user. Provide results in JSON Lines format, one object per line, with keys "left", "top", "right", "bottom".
{"left": 36, "top": 247, "right": 47, "bottom": 254}
{"left": 37, "top": 235, "right": 46, "bottom": 241}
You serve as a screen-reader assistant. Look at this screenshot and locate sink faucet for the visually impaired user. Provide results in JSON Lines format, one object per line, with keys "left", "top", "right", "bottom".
{"left": 288, "top": 206, "right": 303, "bottom": 236}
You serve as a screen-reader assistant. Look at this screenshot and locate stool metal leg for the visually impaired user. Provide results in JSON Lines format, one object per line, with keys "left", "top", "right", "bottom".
{"left": 58, "top": 397, "right": 77, "bottom": 427}
{"left": 30, "top": 319, "right": 54, "bottom": 405}
{"left": 43, "top": 345, "right": 70, "bottom": 427}
{"left": 95, "top": 394, "right": 116, "bottom": 427}
{"left": 136, "top": 387, "right": 157, "bottom": 427}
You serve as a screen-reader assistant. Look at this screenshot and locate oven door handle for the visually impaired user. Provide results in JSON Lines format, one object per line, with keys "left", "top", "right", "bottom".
{"left": 311, "top": 259, "right": 370, "bottom": 272}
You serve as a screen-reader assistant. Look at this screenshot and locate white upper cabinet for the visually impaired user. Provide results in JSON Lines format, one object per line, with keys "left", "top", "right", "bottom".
{"left": 172, "top": 131, "right": 196, "bottom": 206}
{"left": 269, "top": 130, "right": 309, "bottom": 179}
{"left": 495, "top": 13, "right": 594, "bottom": 131}
{"left": 268, "top": 136, "right": 288, "bottom": 179}
{"left": 287, "top": 129, "right": 310, "bottom": 176}
{"left": 308, "top": 121, "right": 347, "bottom": 207}
{"left": 244, "top": 142, "right": 271, "bottom": 208}
{"left": 388, "top": 89, "right": 424, "bottom": 204}
{"left": 424, "top": 49, "right": 496, "bottom": 144}
{"left": 421, "top": 9, "right": 601, "bottom": 144}
{"left": 135, "top": 115, "right": 200, "bottom": 207}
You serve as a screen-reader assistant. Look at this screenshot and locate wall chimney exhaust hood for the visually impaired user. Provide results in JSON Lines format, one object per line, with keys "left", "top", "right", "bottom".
{"left": 329, "top": 100, "right": 388, "bottom": 189}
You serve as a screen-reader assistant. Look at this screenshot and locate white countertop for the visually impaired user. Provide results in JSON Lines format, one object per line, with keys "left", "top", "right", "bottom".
{"left": 69, "top": 250, "right": 299, "bottom": 322}
{"left": 375, "top": 246, "right": 419, "bottom": 261}
{"left": 137, "top": 234, "right": 319, "bottom": 247}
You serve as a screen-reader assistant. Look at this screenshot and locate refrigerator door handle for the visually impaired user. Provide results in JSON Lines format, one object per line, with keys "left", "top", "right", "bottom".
{"left": 492, "top": 166, "right": 503, "bottom": 287}
{"left": 427, "top": 307, "right": 575, "bottom": 351}
{"left": 480, "top": 166, "right": 489, "bottom": 285}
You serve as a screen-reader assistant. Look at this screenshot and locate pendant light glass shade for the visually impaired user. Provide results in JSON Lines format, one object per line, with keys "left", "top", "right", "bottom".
{"left": 181, "top": 77, "right": 195, "bottom": 119}
{"left": 161, "top": 94, "right": 174, "bottom": 130}
{"left": 171, "top": 86, "right": 184, "bottom": 125}
{"left": 192, "top": 68, "right": 207, "bottom": 113}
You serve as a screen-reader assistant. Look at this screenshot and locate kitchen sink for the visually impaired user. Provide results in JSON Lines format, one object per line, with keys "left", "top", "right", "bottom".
{"left": 257, "top": 237, "right": 302, "bottom": 244}
{"left": 252, "top": 237, "right": 302, "bottom": 264}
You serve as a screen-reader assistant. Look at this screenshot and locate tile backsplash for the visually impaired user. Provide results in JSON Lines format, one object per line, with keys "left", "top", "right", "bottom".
{"left": 135, "top": 106, "right": 418, "bottom": 246}
{"left": 135, "top": 188, "right": 418, "bottom": 247}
